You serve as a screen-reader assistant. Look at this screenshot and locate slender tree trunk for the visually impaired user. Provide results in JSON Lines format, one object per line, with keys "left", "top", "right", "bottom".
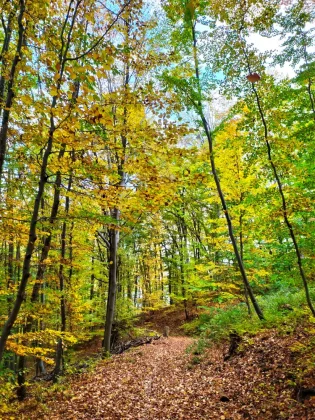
{"left": 239, "top": 205, "right": 251, "bottom": 315}
{"left": 68, "top": 221, "right": 74, "bottom": 333}
{"left": 0, "top": 0, "right": 82, "bottom": 364}
{"left": 0, "top": 10, "right": 14, "bottom": 116}
{"left": 160, "top": 248, "right": 164, "bottom": 301}
{"left": 0, "top": 0, "right": 26, "bottom": 183}
{"left": 7, "top": 239, "right": 14, "bottom": 312}
{"left": 190, "top": 21, "right": 264, "bottom": 320}
{"left": 15, "top": 161, "right": 64, "bottom": 398}
{"left": 90, "top": 256, "right": 95, "bottom": 301}
{"left": 31, "top": 171, "right": 64, "bottom": 303}
{"left": 178, "top": 217, "right": 189, "bottom": 320}
{"left": 0, "top": 123, "right": 54, "bottom": 363}
{"left": 302, "top": 44, "right": 315, "bottom": 118}
{"left": 251, "top": 83, "right": 315, "bottom": 317}
{"left": 102, "top": 19, "right": 129, "bottom": 353}
{"left": 52, "top": 173, "right": 73, "bottom": 381}
{"left": 134, "top": 274, "right": 138, "bottom": 307}
{"left": 103, "top": 210, "right": 120, "bottom": 356}
{"left": 237, "top": 29, "right": 315, "bottom": 315}
{"left": 165, "top": 245, "right": 173, "bottom": 305}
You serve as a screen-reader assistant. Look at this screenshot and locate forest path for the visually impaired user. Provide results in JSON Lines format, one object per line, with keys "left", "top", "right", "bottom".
{"left": 18, "top": 333, "right": 315, "bottom": 419}
{"left": 36, "top": 336, "right": 230, "bottom": 419}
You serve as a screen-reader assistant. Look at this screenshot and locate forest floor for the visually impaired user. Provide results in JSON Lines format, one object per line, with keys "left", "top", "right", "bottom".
{"left": 7, "top": 322, "right": 315, "bottom": 420}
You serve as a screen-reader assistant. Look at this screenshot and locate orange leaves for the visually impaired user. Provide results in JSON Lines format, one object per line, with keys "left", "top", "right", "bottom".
{"left": 87, "top": 104, "right": 113, "bottom": 125}
{"left": 246, "top": 73, "right": 261, "bottom": 83}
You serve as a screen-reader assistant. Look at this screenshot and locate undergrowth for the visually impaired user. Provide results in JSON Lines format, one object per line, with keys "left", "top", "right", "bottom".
{"left": 183, "top": 287, "right": 315, "bottom": 344}
{"left": 0, "top": 367, "right": 16, "bottom": 415}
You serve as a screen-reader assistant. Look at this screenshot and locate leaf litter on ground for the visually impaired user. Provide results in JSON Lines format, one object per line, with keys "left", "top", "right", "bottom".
{"left": 6, "top": 326, "right": 315, "bottom": 419}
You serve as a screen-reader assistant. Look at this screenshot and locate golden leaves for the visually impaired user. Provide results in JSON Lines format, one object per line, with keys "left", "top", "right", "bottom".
{"left": 20, "top": 95, "right": 33, "bottom": 106}
{"left": 49, "top": 86, "right": 58, "bottom": 97}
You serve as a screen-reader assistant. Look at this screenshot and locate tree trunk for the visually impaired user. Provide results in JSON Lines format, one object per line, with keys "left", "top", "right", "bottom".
{"left": 103, "top": 210, "right": 120, "bottom": 356}
{"left": 52, "top": 174, "right": 72, "bottom": 382}
{"left": 16, "top": 354, "right": 26, "bottom": 401}
{"left": 240, "top": 210, "right": 251, "bottom": 315}
{"left": 0, "top": 11, "right": 14, "bottom": 115}
{"left": 0, "top": 0, "right": 26, "bottom": 183}
{"left": 16, "top": 167, "right": 64, "bottom": 397}
{"left": 0, "top": 0, "right": 81, "bottom": 364}
{"left": 251, "top": 83, "right": 315, "bottom": 317}
{"left": 0, "top": 122, "right": 55, "bottom": 363}
{"left": 190, "top": 20, "right": 264, "bottom": 320}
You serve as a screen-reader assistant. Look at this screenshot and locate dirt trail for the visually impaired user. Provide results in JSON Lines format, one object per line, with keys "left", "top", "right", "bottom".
{"left": 16, "top": 334, "right": 315, "bottom": 419}
{"left": 44, "top": 337, "right": 204, "bottom": 420}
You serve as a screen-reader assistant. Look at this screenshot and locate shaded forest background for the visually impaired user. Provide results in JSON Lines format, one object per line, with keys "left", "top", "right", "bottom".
{"left": 0, "top": 0, "right": 315, "bottom": 408}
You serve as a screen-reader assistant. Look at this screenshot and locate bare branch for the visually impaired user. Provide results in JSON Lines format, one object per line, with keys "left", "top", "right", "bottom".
{"left": 65, "top": 0, "right": 133, "bottom": 62}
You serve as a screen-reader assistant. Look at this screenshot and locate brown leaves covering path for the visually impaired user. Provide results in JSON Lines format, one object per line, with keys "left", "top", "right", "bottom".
{"left": 15, "top": 332, "right": 315, "bottom": 419}
{"left": 43, "top": 337, "right": 207, "bottom": 420}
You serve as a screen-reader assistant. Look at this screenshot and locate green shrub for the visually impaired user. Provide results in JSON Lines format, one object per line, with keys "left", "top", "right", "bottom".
{"left": 189, "top": 286, "right": 315, "bottom": 343}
